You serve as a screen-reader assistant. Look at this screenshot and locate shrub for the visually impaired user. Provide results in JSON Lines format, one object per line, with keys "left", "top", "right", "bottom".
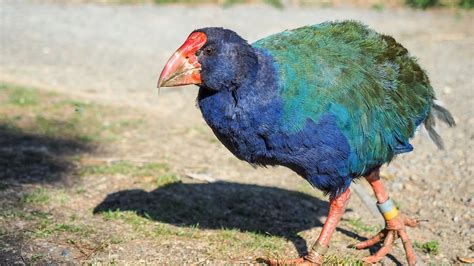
{"left": 405, "top": 0, "right": 439, "bottom": 8}
{"left": 459, "top": 0, "right": 474, "bottom": 8}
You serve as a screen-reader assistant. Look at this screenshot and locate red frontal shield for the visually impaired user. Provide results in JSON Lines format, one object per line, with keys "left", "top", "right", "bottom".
{"left": 158, "top": 32, "right": 207, "bottom": 88}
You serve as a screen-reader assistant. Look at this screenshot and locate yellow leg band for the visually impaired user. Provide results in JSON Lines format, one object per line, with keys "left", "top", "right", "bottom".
{"left": 382, "top": 207, "right": 399, "bottom": 221}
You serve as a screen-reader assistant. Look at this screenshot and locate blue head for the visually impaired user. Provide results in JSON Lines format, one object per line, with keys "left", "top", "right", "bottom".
{"left": 194, "top": 28, "right": 258, "bottom": 91}
{"left": 158, "top": 27, "right": 258, "bottom": 92}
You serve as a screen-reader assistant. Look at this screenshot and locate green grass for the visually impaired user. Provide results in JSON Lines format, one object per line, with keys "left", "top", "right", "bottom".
{"left": 101, "top": 210, "right": 149, "bottom": 230}
{"left": 153, "top": 223, "right": 174, "bottom": 236}
{"left": 0, "top": 208, "right": 83, "bottom": 242}
{"left": 324, "top": 254, "right": 364, "bottom": 265}
{"left": 33, "top": 221, "right": 94, "bottom": 238}
{"left": 0, "top": 208, "right": 46, "bottom": 221}
{"left": 245, "top": 231, "right": 285, "bottom": 252}
{"left": 0, "top": 82, "right": 147, "bottom": 144}
{"left": 19, "top": 188, "right": 72, "bottom": 211}
{"left": 263, "top": 0, "right": 283, "bottom": 8}
{"left": 75, "top": 187, "right": 87, "bottom": 194}
{"left": 53, "top": 189, "right": 71, "bottom": 205}
{"left": 459, "top": 0, "right": 474, "bottom": 8}
{"left": 405, "top": 0, "right": 439, "bottom": 8}
{"left": 80, "top": 161, "right": 179, "bottom": 188}
{"left": 346, "top": 218, "right": 379, "bottom": 233}
{"left": 156, "top": 173, "right": 180, "bottom": 187}
{"left": 211, "top": 228, "right": 286, "bottom": 258}
{"left": 102, "top": 209, "right": 166, "bottom": 238}
{"left": 25, "top": 210, "right": 95, "bottom": 238}
{"left": 30, "top": 253, "right": 46, "bottom": 263}
{"left": 371, "top": 2, "right": 384, "bottom": 10}
{"left": 34, "top": 115, "right": 94, "bottom": 142}
{"left": 0, "top": 83, "right": 39, "bottom": 106}
{"left": 80, "top": 161, "right": 169, "bottom": 176}
{"left": 99, "top": 209, "right": 289, "bottom": 252}
{"left": 175, "top": 223, "right": 201, "bottom": 238}
{"left": 108, "top": 235, "right": 124, "bottom": 245}
{"left": 405, "top": 0, "right": 473, "bottom": 8}
{"left": 101, "top": 209, "right": 126, "bottom": 221}
{"left": 414, "top": 240, "right": 440, "bottom": 255}
{"left": 101, "top": 209, "right": 200, "bottom": 239}
{"left": 21, "top": 188, "right": 50, "bottom": 205}
{"left": 0, "top": 204, "right": 93, "bottom": 239}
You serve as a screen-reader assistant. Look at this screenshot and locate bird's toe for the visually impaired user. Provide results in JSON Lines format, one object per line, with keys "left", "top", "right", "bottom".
{"left": 352, "top": 214, "right": 418, "bottom": 266}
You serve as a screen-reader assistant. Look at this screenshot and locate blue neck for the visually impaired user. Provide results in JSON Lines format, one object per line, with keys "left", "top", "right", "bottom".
{"left": 197, "top": 47, "right": 281, "bottom": 126}
{"left": 196, "top": 48, "right": 282, "bottom": 161}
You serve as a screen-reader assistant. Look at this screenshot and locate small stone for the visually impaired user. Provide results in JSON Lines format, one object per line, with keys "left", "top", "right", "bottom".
{"left": 403, "top": 183, "right": 413, "bottom": 191}
{"left": 61, "top": 249, "right": 70, "bottom": 257}
{"left": 437, "top": 231, "right": 447, "bottom": 238}
{"left": 461, "top": 228, "right": 470, "bottom": 236}
{"left": 443, "top": 86, "right": 452, "bottom": 94}
{"left": 452, "top": 216, "right": 460, "bottom": 223}
{"left": 391, "top": 182, "right": 403, "bottom": 191}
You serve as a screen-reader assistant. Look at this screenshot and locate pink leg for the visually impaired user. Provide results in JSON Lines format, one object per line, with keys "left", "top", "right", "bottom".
{"left": 315, "top": 188, "right": 351, "bottom": 246}
{"left": 352, "top": 168, "right": 418, "bottom": 266}
{"left": 267, "top": 189, "right": 351, "bottom": 265}
{"left": 365, "top": 169, "right": 389, "bottom": 203}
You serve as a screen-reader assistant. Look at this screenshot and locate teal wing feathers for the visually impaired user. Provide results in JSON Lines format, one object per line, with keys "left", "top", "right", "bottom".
{"left": 253, "top": 21, "right": 436, "bottom": 175}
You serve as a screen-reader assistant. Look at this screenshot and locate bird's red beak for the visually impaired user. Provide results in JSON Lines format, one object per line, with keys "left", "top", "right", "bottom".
{"left": 158, "top": 32, "right": 207, "bottom": 88}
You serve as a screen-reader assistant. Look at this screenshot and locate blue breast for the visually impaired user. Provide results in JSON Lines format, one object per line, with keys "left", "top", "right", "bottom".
{"left": 197, "top": 49, "right": 354, "bottom": 197}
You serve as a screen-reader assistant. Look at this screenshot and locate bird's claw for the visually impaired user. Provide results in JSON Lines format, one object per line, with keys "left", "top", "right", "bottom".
{"left": 349, "top": 214, "right": 418, "bottom": 266}
{"left": 263, "top": 251, "right": 324, "bottom": 265}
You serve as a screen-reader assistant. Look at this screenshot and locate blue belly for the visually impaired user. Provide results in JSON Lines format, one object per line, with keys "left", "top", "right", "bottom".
{"left": 197, "top": 86, "right": 353, "bottom": 197}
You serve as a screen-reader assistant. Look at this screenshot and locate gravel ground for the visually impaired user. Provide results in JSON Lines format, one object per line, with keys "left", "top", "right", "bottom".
{"left": 1, "top": 0, "right": 473, "bottom": 264}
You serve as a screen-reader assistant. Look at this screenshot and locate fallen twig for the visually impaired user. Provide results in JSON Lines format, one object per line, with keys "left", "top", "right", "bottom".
{"left": 185, "top": 172, "right": 217, "bottom": 183}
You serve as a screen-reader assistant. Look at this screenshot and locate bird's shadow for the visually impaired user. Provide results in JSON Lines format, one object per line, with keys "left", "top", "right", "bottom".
{"left": 93, "top": 181, "right": 361, "bottom": 257}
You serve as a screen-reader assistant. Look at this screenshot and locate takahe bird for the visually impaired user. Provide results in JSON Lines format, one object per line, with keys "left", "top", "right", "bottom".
{"left": 157, "top": 21, "right": 455, "bottom": 265}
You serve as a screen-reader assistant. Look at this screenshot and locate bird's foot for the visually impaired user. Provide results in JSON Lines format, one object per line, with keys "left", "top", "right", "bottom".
{"left": 263, "top": 251, "right": 324, "bottom": 266}
{"left": 349, "top": 214, "right": 419, "bottom": 266}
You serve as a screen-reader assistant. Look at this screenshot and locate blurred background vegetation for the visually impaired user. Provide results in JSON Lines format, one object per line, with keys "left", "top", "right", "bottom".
{"left": 78, "top": 0, "right": 474, "bottom": 9}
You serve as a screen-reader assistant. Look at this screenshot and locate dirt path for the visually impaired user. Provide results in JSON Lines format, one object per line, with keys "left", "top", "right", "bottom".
{"left": 1, "top": 1, "right": 473, "bottom": 264}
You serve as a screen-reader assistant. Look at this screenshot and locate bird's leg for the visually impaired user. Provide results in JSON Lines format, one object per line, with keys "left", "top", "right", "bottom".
{"left": 266, "top": 188, "right": 351, "bottom": 266}
{"left": 351, "top": 168, "right": 418, "bottom": 266}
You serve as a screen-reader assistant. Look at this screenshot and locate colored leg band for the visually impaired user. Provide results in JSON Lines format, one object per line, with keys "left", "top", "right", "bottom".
{"left": 311, "top": 242, "right": 329, "bottom": 256}
{"left": 377, "top": 198, "right": 399, "bottom": 221}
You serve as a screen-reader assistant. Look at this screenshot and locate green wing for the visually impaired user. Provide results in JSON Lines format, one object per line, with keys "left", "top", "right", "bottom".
{"left": 253, "top": 21, "right": 435, "bottom": 175}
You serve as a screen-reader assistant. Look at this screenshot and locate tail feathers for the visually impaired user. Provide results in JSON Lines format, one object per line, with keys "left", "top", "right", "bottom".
{"left": 432, "top": 103, "right": 456, "bottom": 127}
{"left": 424, "top": 102, "right": 456, "bottom": 149}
